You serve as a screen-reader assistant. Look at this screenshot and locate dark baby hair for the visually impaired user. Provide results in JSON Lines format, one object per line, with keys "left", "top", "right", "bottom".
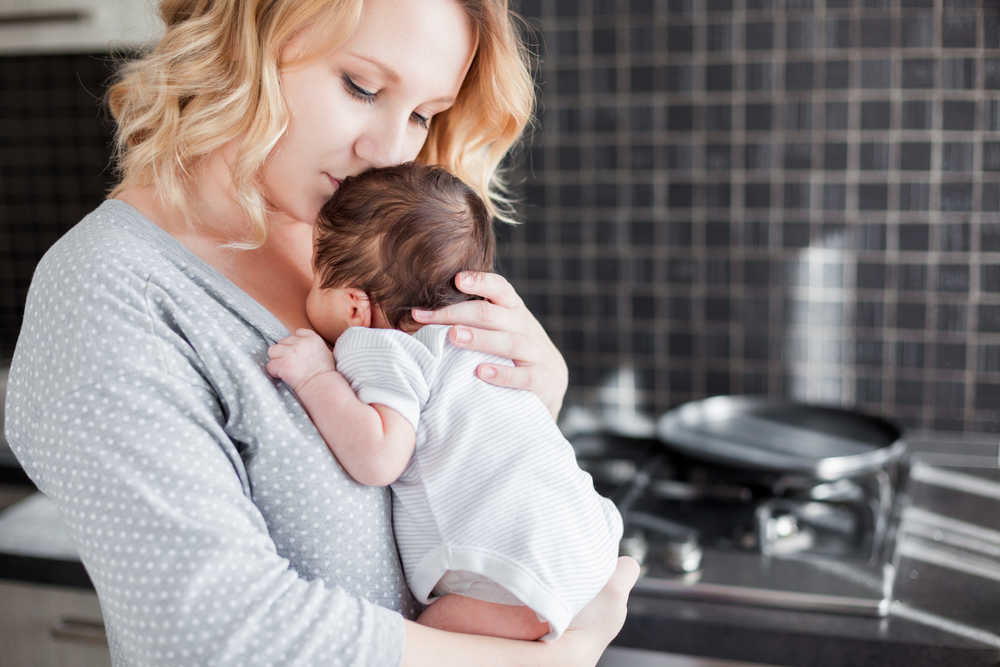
{"left": 314, "top": 162, "right": 496, "bottom": 330}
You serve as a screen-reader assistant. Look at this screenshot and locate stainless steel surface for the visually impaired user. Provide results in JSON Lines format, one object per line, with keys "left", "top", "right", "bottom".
{"left": 633, "top": 548, "right": 893, "bottom": 617}
{"left": 657, "top": 396, "right": 906, "bottom": 480}
{"left": 599, "top": 646, "right": 780, "bottom": 667}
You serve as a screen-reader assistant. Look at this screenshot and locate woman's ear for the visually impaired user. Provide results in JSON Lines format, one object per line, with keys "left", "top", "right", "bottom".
{"left": 346, "top": 288, "right": 372, "bottom": 328}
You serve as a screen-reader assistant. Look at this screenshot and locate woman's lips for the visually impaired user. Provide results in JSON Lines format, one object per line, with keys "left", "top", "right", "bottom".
{"left": 327, "top": 174, "right": 343, "bottom": 190}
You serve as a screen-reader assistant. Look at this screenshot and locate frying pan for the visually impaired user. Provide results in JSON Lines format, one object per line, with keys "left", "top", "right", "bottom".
{"left": 656, "top": 396, "right": 905, "bottom": 481}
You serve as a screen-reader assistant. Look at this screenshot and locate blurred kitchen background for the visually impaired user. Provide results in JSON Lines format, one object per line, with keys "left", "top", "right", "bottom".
{"left": 1, "top": 0, "right": 999, "bottom": 434}
{"left": 498, "top": 0, "right": 1000, "bottom": 433}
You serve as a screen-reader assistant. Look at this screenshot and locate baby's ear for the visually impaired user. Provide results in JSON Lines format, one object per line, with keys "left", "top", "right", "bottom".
{"left": 346, "top": 288, "right": 372, "bottom": 328}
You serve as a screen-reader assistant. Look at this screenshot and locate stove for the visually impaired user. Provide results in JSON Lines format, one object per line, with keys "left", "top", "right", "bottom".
{"left": 570, "top": 426, "right": 901, "bottom": 617}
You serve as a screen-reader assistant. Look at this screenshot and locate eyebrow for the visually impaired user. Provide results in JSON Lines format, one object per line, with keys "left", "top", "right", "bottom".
{"left": 344, "top": 51, "right": 457, "bottom": 106}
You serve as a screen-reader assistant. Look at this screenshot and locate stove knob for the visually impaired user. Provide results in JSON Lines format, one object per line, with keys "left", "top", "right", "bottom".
{"left": 619, "top": 529, "right": 648, "bottom": 566}
{"left": 664, "top": 536, "right": 703, "bottom": 573}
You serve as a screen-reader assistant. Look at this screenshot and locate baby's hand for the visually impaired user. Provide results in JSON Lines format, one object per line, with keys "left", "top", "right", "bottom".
{"left": 267, "top": 328, "right": 337, "bottom": 393}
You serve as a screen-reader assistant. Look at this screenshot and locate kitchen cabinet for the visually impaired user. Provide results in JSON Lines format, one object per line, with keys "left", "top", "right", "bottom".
{"left": 0, "top": 0, "right": 161, "bottom": 54}
{"left": 0, "top": 579, "right": 109, "bottom": 667}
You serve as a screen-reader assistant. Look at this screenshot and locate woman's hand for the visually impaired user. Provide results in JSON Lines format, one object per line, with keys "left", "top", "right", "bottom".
{"left": 412, "top": 271, "right": 568, "bottom": 420}
{"left": 557, "top": 557, "right": 641, "bottom": 664}
{"left": 400, "top": 557, "right": 640, "bottom": 667}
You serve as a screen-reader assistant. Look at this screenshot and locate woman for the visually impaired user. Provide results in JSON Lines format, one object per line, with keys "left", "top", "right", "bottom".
{"left": 5, "top": 0, "right": 638, "bottom": 665}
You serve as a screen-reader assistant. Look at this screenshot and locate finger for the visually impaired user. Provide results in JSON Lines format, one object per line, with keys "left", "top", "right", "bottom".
{"left": 448, "top": 326, "right": 531, "bottom": 362}
{"left": 475, "top": 362, "right": 539, "bottom": 391}
{"left": 265, "top": 359, "right": 283, "bottom": 378}
{"left": 453, "top": 271, "right": 523, "bottom": 309}
{"left": 268, "top": 344, "right": 287, "bottom": 359}
{"left": 413, "top": 297, "right": 512, "bottom": 330}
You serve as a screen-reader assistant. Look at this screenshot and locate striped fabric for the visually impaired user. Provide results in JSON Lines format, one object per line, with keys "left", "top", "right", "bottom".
{"left": 335, "top": 324, "right": 623, "bottom": 640}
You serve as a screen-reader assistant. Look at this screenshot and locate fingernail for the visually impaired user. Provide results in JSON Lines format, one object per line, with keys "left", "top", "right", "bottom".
{"left": 414, "top": 310, "right": 433, "bottom": 320}
{"left": 461, "top": 273, "right": 475, "bottom": 288}
{"left": 454, "top": 327, "right": 472, "bottom": 343}
{"left": 479, "top": 366, "right": 496, "bottom": 379}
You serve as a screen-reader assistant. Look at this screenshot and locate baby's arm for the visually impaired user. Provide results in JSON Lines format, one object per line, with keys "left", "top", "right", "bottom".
{"left": 267, "top": 329, "right": 416, "bottom": 487}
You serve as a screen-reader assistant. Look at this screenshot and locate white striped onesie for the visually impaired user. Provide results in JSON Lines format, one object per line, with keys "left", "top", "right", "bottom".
{"left": 334, "top": 324, "right": 623, "bottom": 640}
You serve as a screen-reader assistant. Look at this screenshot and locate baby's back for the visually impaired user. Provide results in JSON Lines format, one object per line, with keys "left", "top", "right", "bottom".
{"left": 335, "top": 324, "right": 623, "bottom": 639}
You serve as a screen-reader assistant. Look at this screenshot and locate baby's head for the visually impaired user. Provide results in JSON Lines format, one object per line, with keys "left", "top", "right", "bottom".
{"left": 306, "top": 162, "right": 495, "bottom": 343}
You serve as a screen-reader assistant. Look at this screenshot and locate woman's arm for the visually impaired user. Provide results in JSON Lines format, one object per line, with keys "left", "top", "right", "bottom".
{"left": 412, "top": 272, "right": 569, "bottom": 421}
{"left": 267, "top": 329, "right": 416, "bottom": 486}
{"left": 400, "top": 557, "right": 640, "bottom": 667}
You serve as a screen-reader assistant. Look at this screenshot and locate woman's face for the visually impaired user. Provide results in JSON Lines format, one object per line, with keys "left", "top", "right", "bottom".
{"left": 263, "top": 0, "right": 475, "bottom": 226}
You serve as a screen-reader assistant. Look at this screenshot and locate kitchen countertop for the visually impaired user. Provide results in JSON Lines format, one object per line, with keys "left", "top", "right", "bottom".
{"left": 1, "top": 430, "right": 998, "bottom": 666}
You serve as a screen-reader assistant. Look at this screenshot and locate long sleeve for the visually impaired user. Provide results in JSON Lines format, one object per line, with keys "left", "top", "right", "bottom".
{"left": 5, "top": 201, "right": 412, "bottom": 666}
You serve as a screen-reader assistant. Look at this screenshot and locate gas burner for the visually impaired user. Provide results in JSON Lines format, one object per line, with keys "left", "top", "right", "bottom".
{"left": 572, "top": 429, "right": 900, "bottom": 617}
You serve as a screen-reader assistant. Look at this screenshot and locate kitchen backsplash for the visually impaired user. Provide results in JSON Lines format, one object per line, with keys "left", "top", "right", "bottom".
{"left": 0, "top": 0, "right": 998, "bottom": 432}
{"left": 500, "top": 0, "right": 1000, "bottom": 432}
{"left": 0, "top": 53, "right": 116, "bottom": 363}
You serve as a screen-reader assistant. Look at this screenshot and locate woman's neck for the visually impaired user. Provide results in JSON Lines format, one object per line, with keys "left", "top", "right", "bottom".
{"left": 115, "top": 150, "right": 316, "bottom": 334}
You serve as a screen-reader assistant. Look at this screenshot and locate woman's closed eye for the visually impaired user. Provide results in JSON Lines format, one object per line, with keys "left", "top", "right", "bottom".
{"left": 342, "top": 74, "right": 431, "bottom": 130}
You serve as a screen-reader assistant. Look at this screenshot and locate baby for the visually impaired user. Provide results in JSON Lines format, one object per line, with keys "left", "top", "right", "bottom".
{"left": 267, "top": 162, "right": 622, "bottom": 641}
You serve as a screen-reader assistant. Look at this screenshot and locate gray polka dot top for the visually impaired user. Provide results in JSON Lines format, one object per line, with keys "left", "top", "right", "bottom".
{"left": 5, "top": 200, "right": 415, "bottom": 666}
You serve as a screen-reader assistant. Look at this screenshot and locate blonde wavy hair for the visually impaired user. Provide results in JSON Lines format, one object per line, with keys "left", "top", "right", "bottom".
{"left": 107, "top": 0, "right": 535, "bottom": 248}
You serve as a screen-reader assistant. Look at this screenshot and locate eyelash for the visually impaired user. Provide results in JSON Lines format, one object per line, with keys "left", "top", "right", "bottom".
{"left": 342, "top": 75, "right": 430, "bottom": 130}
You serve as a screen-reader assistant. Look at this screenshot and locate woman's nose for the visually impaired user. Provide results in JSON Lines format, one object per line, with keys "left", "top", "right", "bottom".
{"left": 356, "top": 115, "right": 409, "bottom": 168}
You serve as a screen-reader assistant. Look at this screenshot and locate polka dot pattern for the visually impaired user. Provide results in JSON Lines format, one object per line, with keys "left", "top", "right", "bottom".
{"left": 5, "top": 201, "right": 414, "bottom": 666}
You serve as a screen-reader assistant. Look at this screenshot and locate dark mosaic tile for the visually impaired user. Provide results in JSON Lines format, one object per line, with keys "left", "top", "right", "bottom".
{"left": 668, "top": 24, "right": 695, "bottom": 52}
{"left": 899, "top": 183, "right": 930, "bottom": 211}
{"left": 899, "top": 223, "right": 930, "bottom": 252}
{"left": 983, "top": 265, "right": 1000, "bottom": 293}
{"left": 901, "top": 14, "right": 934, "bottom": 48}
{"left": 825, "top": 101, "right": 850, "bottom": 129}
{"left": 937, "top": 303, "right": 968, "bottom": 333}
{"left": 823, "top": 183, "right": 847, "bottom": 210}
{"left": 984, "top": 183, "right": 1000, "bottom": 212}
{"left": 825, "top": 18, "right": 852, "bottom": 48}
{"left": 941, "top": 15, "right": 977, "bottom": 48}
{"left": 902, "top": 100, "right": 932, "bottom": 129}
{"left": 787, "top": 19, "right": 816, "bottom": 50}
{"left": 665, "top": 64, "right": 695, "bottom": 92}
{"left": 746, "top": 22, "right": 775, "bottom": 50}
{"left": 986, "top": 59, "right": 1000, "bottom": 90}
{"left": 860, "top": 142, "right": 890, "bottom": 170}
{"left": 861, "top": 19, "right": 893, "bottom": 48}
{"left": 784, "top": 101, "right": 813, "bottom": 131}
{"left": 942, "top": 58, "right": 977, "bottom": 90}
{"left": 943, "top": 100, "right": 976, "bottom": 131}
{"left": 785, "top": 60, "right": 815, "bottom": 90}
{"left": 983, "top": 142, "right": 1000, "bottom": 171}
{"left": 708, "top": 23, "right": 734, "bottom": 52}
{"left": 706, "top": 64, "right": 734, "bottom": 91}
{"left": 896, "top": 302, "right": 927, "bottom": 329}
{"left": 745, "top": 103, "right": 774, "bottom": 131}
{"left": 859, "top": 183, "right": 889, "bottom": 210}
{"left": 857, "top": 262, "right": 887, "bottom": 289}
{"left": 825, "top": 60, "right": 851, "bottom": 89}
{"left": 941, "top": 142, "right": 974, "bottom": 172}
{"left": 897, "top": 263, "right": 928, "bottom": 290}
{"left": 978, "top": 344, "right": 1000, "bottom": 373}
{"left": 940, "top": 183, "right": 973, "bottom": 212}
{"left": 824, "top": 142, "right": 848, "bottom": 169}
{"left": 902, "top": 59, "right": 935, "bottom": 89}
{"left": 979, "top": 304, "right": 1000, "bottom": 333}
{"left": 937, "top": 264, "right": 971, "bottom": 292}
{"left": 745, "top": 62, "right": 775, "bottom": 91}
{"left": 705, "top": 104, "right": 732, "bottom": 131}
{"left": 745, "top": 182, "right": 772, "bottom": 208}
{"left": 896, "top": 341, "right": 925, "bottom": 368}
